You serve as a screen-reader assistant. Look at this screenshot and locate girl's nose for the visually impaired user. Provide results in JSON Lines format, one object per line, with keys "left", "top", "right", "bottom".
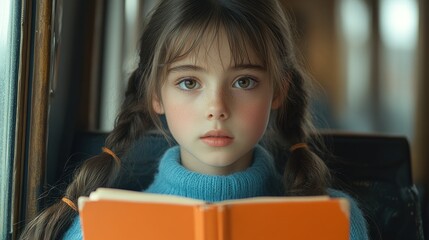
{"left": 206, "top": 91, "right": 230, "bottom": 121}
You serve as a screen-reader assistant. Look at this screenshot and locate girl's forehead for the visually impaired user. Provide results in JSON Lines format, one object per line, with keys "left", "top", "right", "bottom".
{"left": 164, "top": 26, "right": 265, "bottom": 67}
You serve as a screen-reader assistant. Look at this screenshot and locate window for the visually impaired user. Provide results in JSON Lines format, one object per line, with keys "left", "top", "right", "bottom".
{"left": 0, "top": 0, "right": 21, "bottom": 238}
{"left": 338, "top": 0, "right": 419, "bottom": 140}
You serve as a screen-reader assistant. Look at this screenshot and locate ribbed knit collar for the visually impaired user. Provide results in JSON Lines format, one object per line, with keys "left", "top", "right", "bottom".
{"left": 145, "top": 145, "right": 283, "bottom": 202}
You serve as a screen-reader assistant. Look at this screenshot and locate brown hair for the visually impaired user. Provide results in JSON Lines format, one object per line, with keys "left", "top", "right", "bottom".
{"left": 19, "top": 0, "right": 330, "bottom": 239}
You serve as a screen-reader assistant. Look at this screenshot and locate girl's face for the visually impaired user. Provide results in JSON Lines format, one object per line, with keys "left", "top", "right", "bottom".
{"left": 153, "top": 31, "right": 281, "bottom": 175}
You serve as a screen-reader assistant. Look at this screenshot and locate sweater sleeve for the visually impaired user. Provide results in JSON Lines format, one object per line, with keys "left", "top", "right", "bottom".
{"left": 328, "top": 189, "right": 369, "bottom": 240}
{"left": 62, "top": 216, "right": 83, "bottom": 240}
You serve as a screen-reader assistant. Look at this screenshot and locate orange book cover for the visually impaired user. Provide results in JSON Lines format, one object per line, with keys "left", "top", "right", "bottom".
{"left": 78, "top": 188, "right": 350, "bottom": 240}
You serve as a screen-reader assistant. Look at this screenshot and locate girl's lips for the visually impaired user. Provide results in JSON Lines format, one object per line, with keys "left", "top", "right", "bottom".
{"left": 200, "top": 136, "right": 233, "bottom": 147}
{"left": 200, "top": 130, "right": 233, "bottom": 147}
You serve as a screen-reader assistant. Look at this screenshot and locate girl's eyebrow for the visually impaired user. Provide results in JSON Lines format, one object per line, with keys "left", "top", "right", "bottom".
{"left": 167, "top": 64, "right": 266, "bottom": 73}
{"left": 167, "top": 65, "right": 205, "bottom": 73}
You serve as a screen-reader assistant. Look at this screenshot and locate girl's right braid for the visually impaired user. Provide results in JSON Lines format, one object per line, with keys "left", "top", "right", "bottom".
{"left": 19, "top": 69, "right": 150, "bottom": 240}
{"left": 105, "top": 70, "right": 153, "bottom": 155}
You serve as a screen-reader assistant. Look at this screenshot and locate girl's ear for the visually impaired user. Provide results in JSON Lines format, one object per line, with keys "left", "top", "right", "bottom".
{"left": 271, "top": 77, "right": 290, "bottom": 110}
{"left": 271, "top": 86, "right": 288, "bottom": 110}
{"left": 271, "top": 94, "right": 283, "bottom": 110}
{"left": 152, "top": 97, "right": 165, "bottom": 114}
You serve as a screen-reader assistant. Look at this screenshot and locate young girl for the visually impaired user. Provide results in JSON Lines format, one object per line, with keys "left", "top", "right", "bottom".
{"left": 20, "top": 0, "right": 368, "bottom": 239}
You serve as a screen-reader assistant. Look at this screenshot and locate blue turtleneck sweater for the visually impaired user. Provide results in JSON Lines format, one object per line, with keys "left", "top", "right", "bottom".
{"left": 63, "top": 145, "right": 368, "bottom": 239}
{"left": 145, "top": 145, "right": 283, "bottom": 201}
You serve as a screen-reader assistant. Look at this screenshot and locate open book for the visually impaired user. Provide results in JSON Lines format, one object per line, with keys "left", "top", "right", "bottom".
{"left": 78, "top": 188, "right": 350, "bottom": 240}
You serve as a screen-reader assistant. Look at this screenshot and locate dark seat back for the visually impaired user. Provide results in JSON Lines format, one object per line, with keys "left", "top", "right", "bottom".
{"left": 319, "top": 133, "right": 424, "bottom": 240}
{"left": 70, "top": 131, "right": 424, "bottom": 240}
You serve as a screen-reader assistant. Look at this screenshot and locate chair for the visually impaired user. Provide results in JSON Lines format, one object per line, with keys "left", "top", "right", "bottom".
{"left": 68, "top": 131, "right": 425, "bottom": 240}
{"left": 318, "top": 133, "right": 424, "bottom": 240}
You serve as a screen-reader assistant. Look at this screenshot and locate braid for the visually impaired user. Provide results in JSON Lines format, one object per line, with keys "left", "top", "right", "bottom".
{"left": 19, "top": 69, "right": 153, "bottom": 239}
{"left": 105, "top": 70, "right": 154, "bottom": 155}
{"left": 276, "top": 68, "right": 331, "bottom": 196}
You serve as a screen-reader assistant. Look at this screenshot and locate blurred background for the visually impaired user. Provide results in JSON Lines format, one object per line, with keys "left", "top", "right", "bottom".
{"left": 0, "top": 0, "right": 428, "bottom": 239}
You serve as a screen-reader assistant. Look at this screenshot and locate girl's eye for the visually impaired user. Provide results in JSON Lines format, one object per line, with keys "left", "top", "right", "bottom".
{"left": 177, "top": 79, "right": 200, "bottom": 90}
{"left": 232, "top": 77, "right": 258, "bottom": 89}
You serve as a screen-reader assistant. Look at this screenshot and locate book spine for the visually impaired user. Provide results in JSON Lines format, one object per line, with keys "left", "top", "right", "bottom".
{"left": 194, "top": 205, "right": 218, "bottom": 240}
{"left": 216, "top": 205, "right": 227, "bottom": 240}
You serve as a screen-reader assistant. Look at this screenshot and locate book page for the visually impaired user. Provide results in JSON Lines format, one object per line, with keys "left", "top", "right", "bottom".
{"left": 85, "top": 188, "right": 206, "bottom": 205}
{"left": 216, "top": 195, "right": 330, "bottom": 205}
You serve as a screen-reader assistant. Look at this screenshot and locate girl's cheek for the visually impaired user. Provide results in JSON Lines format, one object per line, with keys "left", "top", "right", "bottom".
{"left": 165, "top": 102, "right": 199, "bottom": 133}
{"left": 237, "top": 102, "right": 272, "bottom": 137}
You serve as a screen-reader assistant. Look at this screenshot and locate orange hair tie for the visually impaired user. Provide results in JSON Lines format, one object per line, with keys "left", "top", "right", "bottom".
{"left": 62, "top": 197, "right": 77, "bottom": 211}
{"left": 102, "top": 147, "right": 121, "bottom": 163}
{"left": 289, "top": 143, "right": 309, "bottom": 152}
